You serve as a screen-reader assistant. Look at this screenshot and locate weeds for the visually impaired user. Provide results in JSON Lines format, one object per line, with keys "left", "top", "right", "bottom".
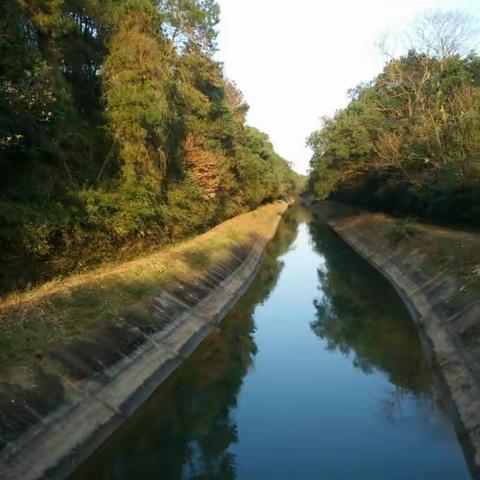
{"left": 387, "top": 218, "right": 418, "bottom": 244}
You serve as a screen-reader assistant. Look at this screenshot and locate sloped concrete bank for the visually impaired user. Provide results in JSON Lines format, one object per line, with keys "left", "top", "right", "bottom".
{"left": 0, "top": 203, "right": 288, "bottom": 480}
{"left": 313, "top": 201, "right": 480, "bottom": 474}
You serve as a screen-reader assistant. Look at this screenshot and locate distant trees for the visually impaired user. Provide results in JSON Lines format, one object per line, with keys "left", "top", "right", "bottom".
{"left": 308, "top": 10, "right": 480, "bottom": 224}
{"left": 0, "top": 0, "right": 301, "bottom": 293}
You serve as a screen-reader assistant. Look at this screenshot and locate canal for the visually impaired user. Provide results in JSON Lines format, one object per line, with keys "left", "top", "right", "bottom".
{"left": 72, "top": 207, "right": 473, "bottom": 479}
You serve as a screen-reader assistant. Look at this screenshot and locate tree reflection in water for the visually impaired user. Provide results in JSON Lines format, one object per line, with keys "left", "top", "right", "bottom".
{"left": 72, "top": 208, "right": 473, "bottom": 480}
{"left": 308, "top": 218, "right": 445, "bottom": 425}
{"left": 72, "top": 209, "right": 301, "bottom": 480}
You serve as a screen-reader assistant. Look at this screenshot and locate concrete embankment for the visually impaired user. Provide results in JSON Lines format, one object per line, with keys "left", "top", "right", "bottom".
{"left": 0, "top": 202, "right": 288, "bottom": 480}
{"left": 313, "top": 201, "right": 480, "bottom": 472}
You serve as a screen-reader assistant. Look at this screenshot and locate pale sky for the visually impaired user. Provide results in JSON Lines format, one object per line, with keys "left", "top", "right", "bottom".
{"left": 217, "top": 0, "right": 480, "bottom": 174}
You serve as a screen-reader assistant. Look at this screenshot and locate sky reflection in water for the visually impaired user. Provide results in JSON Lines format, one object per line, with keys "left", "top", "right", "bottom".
{"left": 72, "top": 207, "right": 472, "bottom": 480}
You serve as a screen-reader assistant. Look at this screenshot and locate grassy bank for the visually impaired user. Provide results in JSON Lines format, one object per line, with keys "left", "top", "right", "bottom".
{"left": 343, "top": 210, "right": 480, "bottom": 352}
{"left": 316, "top": 202, "right": 480, "bottom": 320}
{"left": 0, "top": 202, "right": 287, "bottom": 368}
{"left": 320, "top": 203, "right": 480, "bottom": 300}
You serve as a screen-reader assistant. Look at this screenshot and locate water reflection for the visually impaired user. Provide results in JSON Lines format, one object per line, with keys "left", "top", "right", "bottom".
{"left": 309, "top": 221, "right": 432, "bottom": 388}
{"left": 72, "top": 208, "right": 301, "bottom": 480}
{"left": 308, "top": 219, "right": 449, "bottom": 425}
{"left": 72, "top": 208, "right": 472, "bottom": 480}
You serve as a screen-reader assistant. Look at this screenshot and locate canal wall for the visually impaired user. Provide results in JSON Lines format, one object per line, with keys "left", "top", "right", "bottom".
{"left": 313, "top": 201, "right": 480, "bottom": 471}
{"left": 0, "top": 203, "right": 288, "bottom": 480}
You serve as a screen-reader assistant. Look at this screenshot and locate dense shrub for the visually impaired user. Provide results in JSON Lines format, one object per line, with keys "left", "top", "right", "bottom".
{"left": 0, "top": 0, "right": 302, "bottom": 294}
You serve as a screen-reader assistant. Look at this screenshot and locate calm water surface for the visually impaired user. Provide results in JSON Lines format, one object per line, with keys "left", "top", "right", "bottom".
{"left": 72, "top": 207, "right": 473, "bottom": 479}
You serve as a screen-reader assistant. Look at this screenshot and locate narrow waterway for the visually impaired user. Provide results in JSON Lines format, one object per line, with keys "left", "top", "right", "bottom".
{"left": 72, "top": 207, "right": 473, "bottom": 479}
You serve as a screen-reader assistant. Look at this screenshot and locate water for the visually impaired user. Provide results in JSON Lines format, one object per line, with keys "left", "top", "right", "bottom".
{"left": 72, "top": 207, "right": 473, "bottom": 479}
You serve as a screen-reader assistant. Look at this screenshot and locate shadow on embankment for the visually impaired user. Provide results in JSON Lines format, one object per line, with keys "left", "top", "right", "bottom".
{"left": 70, "top": 208, "right": 301, "bottom": 479}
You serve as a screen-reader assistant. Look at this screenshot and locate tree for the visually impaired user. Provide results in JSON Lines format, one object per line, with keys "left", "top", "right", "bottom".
{"left": 308, "top": 13, "right": 480, "bottom": 224}
{"left": 224, "top": 80, "right": 249, "bottom": 124}
{"left": 102, "top": 3, "right": 170, "bottom": 190}
{"left": 0, "top": 0, "right": 300, "bottom": 294}
{"left": 158, "top": 0, "right": 220, "bottom": 53}
{"left": 412, "top": 10, "right": 479, "bottom": 60}
{"left": 184, "top": 133, "right": 220, "bottom": 198}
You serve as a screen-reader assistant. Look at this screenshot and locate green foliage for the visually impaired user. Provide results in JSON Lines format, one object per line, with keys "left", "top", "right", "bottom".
{"left": 386, "top": 219, "right": 418, "bottom": 244}
{"left": 158, "top": 0, "right": 220, "bottom": 53}
{"left": 0, "top": 1, "right": 63, "bottom": 161}
{"left": 103, "top": 7, "right": 169, "bottom": 188}
{"left": 235, "top": 126, "right": 299, "bottom": 207}
{"left": 0, "top": 0, "right": 300, "bottom": 294}
{"left": 308, "top": 50, "right": 480, "bottom": 224}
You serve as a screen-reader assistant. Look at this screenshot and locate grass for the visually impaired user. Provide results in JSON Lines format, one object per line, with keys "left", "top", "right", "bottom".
{"left": 386, "top": 218, "right": 419, "bottom": 244}
{"left": 336, "top": 207, "right": 480, "bottom": 297}
{"left": 315, "top": 199, "right": 480, "bottom": 360}
{"left": 0, "top": 202, "right": 287, "bottom": 368}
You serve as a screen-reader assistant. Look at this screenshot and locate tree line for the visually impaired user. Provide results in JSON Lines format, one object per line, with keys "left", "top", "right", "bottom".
{"left": 308, "top": 11, "right": 480, "bottom": 225}
{"left": 0, "top": 0, "right": 302, "bottom": 293}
